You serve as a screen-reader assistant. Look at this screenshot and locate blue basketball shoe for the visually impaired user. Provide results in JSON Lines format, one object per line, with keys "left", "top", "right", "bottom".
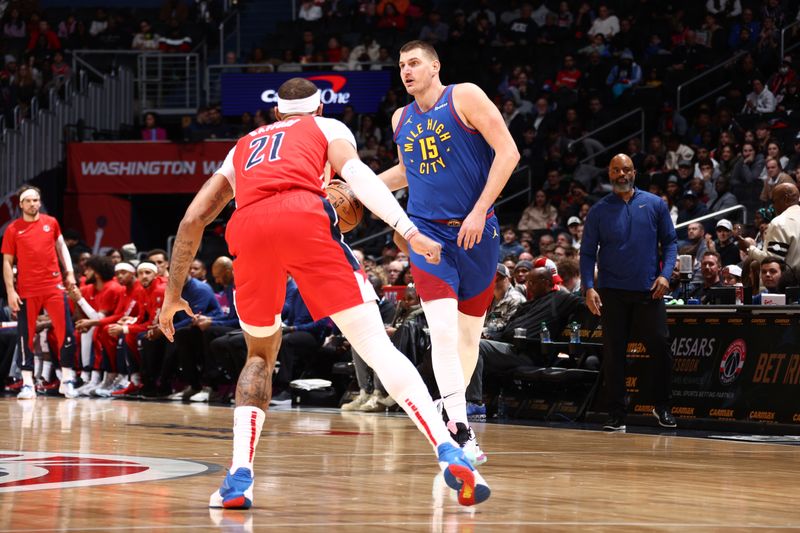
{"left": 209, "top": 468, "right": 254, "bottom": 509}
{"left": 436, "top": 442, "right": 491, "bottom": 506}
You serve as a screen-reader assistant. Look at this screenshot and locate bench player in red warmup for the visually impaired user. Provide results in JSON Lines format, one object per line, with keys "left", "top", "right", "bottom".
{"left": 158, "top": 77, "right": 490, "bottom": 509}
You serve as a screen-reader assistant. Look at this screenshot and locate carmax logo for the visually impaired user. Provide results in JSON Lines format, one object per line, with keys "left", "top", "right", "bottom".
{"left": 261, "top": 75, "right": 351, "bottom": 105}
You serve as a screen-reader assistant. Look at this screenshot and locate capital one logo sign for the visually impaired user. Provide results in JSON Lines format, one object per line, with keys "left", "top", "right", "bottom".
{"left": 0, "top": 451, "right": 212, "bottom": 492}
{"left": 261, "top": 75, "right": 351, "bottom": 105}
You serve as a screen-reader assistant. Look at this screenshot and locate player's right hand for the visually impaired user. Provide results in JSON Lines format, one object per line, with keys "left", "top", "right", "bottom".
{"left": 408, "top": 232, "right": 442, "bottom": 265}
{"left": 158, "top": 296, "right": 194, "bottom": 342}
{"left": 586, "top": 288, "right": 602, "bottom": 316}
{"left": 8, "top": 290, "right": 21, "bottom": 313}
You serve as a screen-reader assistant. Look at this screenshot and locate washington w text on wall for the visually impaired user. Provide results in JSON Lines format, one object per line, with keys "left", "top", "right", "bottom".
{"left": 79, "top": 160, "right": 224, "bottom": 177}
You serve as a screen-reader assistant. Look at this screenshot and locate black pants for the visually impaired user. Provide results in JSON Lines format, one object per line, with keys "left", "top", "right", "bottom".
{"left": 0, "top": 328, "right": 18, "bottom": 380}
{"left": 140, "top": 332, "right": 180, "bottom": 388}
{"left": 174, "top": 325, "right": 238, "bottom": 388}
{"left": 208, "top": 330, "right": 247, "bottom": 385}
{"left": 598, "top": 288, "right": 672, "bottom": 418}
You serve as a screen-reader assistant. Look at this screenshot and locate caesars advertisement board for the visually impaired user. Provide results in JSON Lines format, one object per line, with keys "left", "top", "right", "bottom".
{"left": 610, "top": 311, "right": 800, "bottom": 425}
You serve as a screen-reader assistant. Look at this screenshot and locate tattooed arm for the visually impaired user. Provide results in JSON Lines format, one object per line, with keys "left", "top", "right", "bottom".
{"left": 159, "top": 173, "right": 234, "bottom": 341}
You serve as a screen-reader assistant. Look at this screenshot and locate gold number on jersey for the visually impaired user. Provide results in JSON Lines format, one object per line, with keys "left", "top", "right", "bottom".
{"left": 418, "top": 136, "right": 439, "bottom": 160}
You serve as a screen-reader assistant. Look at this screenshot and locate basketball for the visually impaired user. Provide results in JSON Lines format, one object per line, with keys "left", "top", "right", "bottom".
{"left": 326, "top": 179, "right": 364, "bottom": 233}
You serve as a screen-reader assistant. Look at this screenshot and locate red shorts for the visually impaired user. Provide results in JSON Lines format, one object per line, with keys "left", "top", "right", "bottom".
{"left": 226, "top": 190, "right": 375, "bottom": 328}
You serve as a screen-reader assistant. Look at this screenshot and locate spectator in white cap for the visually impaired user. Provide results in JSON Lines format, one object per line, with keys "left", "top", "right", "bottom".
{"left": 721, "top": 264, "right": 743, "bottom": 286}
{"left": 704, "top": 218, "right": 740, "bottom": 266}
{"left": 567, "top": 216, "right": 583, "bottom": 250}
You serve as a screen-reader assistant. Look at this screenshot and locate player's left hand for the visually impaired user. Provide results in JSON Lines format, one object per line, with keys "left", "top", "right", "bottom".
{"left": 158, "top": 296, "right": 194, "bottom": 342}
{"left": 457, "top": 210, "right": 485, "bottom": 250}
{"left": 650, "top": 276, "right": 670, "bottom": 299}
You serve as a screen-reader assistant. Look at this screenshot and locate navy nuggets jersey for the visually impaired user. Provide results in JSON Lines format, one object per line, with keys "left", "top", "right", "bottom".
{"left": 393, "top": 85, "right": 494, "bottom": 220}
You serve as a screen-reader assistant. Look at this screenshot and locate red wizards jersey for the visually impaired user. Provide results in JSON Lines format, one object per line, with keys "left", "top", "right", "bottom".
{"left": 1, "top": 214, "right": 63, "bottom": 298}
{"left": 216, "top": 115, "right": 356, "bottom": 210}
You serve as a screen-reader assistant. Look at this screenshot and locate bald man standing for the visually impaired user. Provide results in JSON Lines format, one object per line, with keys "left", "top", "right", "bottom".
{"left": 740, "top": 182, "right": 800, "bottom": 274}
{"left": 580, "top": 154, "right": 678, "bottom": 432}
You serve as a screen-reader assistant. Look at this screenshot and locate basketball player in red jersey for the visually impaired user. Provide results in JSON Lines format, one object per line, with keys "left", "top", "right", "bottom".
{"left": 2, "top": 186, "right": 79, "bottom": 399}
{"left": 159, "top": 78, "right": 490, "bottom": 509}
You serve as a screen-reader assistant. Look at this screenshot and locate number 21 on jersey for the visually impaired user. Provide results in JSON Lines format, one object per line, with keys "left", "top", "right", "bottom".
{"left": 244, "top": 132, "right": 285, "bottom": 170}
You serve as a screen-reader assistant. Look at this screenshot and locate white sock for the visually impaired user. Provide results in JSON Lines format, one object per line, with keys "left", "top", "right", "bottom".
{"left": 41, "top": 360, "right": 53, "bottom": 381}
{"left": 81, "top": 370, "right": 90, "bottom": 382}
{"left": 230, "top": 406, "right": 266, "bottom": 473}
{"left": 55, "top": 367, "right": 62, "bottom": 381}
{"left": 91, "top": 370, "right": 102, "bottom": 384}
{"left": 422, "top": 299, "right": 468, "bottom": 426}
{"left": 458, "top": 311, "right": 485, "bottom": 400}
{"left": 81, "top": 329, "right": 94, "bottom": 368}
{"left": 131, "top": 373, "right": 141, "bottom": 386}
{"left": 34, "top": 357, "right": 42, "bottom": 380}
{"left": 61, "top": 367, "right": 75, "bottom": 382}
{"left": 22, "top": 370, "right": 34, "bottom": 388}
{"left": 332, "top": 302, "right": 454, "bottom": 449}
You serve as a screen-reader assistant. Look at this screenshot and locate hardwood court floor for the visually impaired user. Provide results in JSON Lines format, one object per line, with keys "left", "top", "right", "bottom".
{"left": 0, "top": 398, "right": 799, "bottom": 531}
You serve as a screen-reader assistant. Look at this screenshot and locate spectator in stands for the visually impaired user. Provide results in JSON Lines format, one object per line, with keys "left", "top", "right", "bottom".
{"left": 385, "top": 260, "right": 403, "bottom": 285}
{"left": 557, "top": 256, "right": 581, "bottom": 295}
{"left": 505, "top": 2, "right": 538, "bottom": 62}
{"left": 606, "top": 50, "right": 641, "bottom": 100}
{"left": 160, "top": 0, "right": 189, "bottom": 24}
{"left": 787, "top": 133, "right": 800, "bottom": 172}
{"left": 588, "top": 4, "right": 619, "bottom": 39}
{"left": 729, "top": 7, "right": 760, "bottom": 50}
{"left": 189, "top": 258, "right": 207, "bottom": 282}
{"left": 499, "top": 226, "right": 525, "bottom": 261}
{"left": 760, "top": 157, "right": 793, "bottom": 205}
{"left": 89, "top": 8, "right": 109, "bottom": 38}
{"left": 517, "top": 189, "right": 558, "bottom": 231}
{"left": 743, "top": 78, "right": 776, "bottom": 114}
{"left": 159, "top": 19, "right": 192, "bottom": 53}
{"left": 3, "top": 8, "right": 25, "bottom": 40}
{"left": 469, "top": 0, "right": 497, "bottom": 27}
{"left": 512, "top": 260, "right": 533, "bottom": 289}
{"left": 708, "top": 177, "right": 738, "bottom": 218}
{"left": 141, "top": 112, "right": 167, "bottom": 141}
{"left": 419, "top": 10, "right": 448, "bottom": 45}
{"left": 554, "top": 54, "right": 581, "bottom": 97}
{"left": 298, "top": 0, "right": 322, "bottom": 22}
{"left": 486, "top": 263, "right": 526, "bottom": 338}
{"left": 706, "top": 0, "right": 741, "bottom": 19}
{"left": 687, "top": 251, "right": 723, "bottom": 303}
{"left": 26, "top": 19, "right": 60, "bottom": 52}
{"left": 49, "top": 51, "right": 70, "bottom": 91}
{"left": 731, "top": 142, "right": 765, "bottom": 195}
{"left": 664, "top": 135, "right": 694, "bottom": 171}
{"left": 770, "top": 56, "right": 797, "bottom": 103}
{"left": 132, "top": 20, "right": 160, "bottom": 51}
{"left": 578, "top": 33, "right": 609, "bottom": 57}
{"left": 756, "top": 16, "right": 779, "bottom": 70}
{"left": 349, "top": 34, "right": 380, "bottom": 64}
{"left": 376, "top": 2, "right": 406, "bottom": 31}
{"left": 721, "top": 264, "right": 743, "bottom": 286}
{"left": 474, "top": 267, "right": 585, "bottom": 396}
{"left": 64, "top": 20, "right": 90, "bottom": 50}
{"left": 759, "top": 258, "right": 785, "bottom": 293}
{"left": 705, "top": 219, "right": 740, "bottom": 267}
{"left": 765, "top": 140, "right": 789, "bottom": 171}
{"left": 742, "top": 183, "right": 800, "bottom": 274}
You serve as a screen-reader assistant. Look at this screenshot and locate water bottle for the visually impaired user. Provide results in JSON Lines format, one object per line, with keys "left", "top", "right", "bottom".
{"left": 496, "top": 388, "right": 506, "bottom": 419}
{"left": 540, "top": 321, "right": 551, "bottom": 344}
{"left": 487, "top": 312, "right": 501, "bottom": 336}
{"left": 570, "top": 322, "right": 581, "bottom": 344}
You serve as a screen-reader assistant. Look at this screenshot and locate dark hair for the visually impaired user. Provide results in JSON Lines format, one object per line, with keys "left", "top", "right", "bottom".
{"left": 399, "top": 40, "right": 439, "bottom": 61}
{"left": 18, "top": 185, "right": 41, "bottom": 197}
{"left": 702, "top": 250, "right": 722, "bottom": 264}
{"left": 86, "top": 255, "right": 115, "bottom": 281}
{"left": 277, "top": 77, "right": 318, "bottom": 100}
{"left": 761, "top": 257, "right": 786, "bottom": 269}
{"left": 147, "top": 248, "right": 168, "bottom": 260}
{"left": 556, "top": 257, "right": 579, "bottom": 281}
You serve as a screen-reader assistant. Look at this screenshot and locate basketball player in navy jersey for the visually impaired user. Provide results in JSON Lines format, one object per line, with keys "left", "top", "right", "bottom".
{"left": 379, "top": 41, "right": 520, "bottom": 464}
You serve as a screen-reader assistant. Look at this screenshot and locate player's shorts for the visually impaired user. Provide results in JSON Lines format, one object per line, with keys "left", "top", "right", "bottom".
{"left": 408, "top": 213, "right": 499, "bottom": 317}
{"left": 226, "top": 190, "right": 376, "bottom": 331}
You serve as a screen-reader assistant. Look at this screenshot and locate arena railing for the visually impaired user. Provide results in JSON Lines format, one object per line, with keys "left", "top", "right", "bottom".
{"left": 781, "top": 20, "right": 800, "bottom": 60}
{"left": 673, "top": 204, "right": 748, "bottom": 229}
{"left": 218, "top": 10, "right": 241, "bottom": 64}
{"left": 0, "top": 68, "right": 134, "bottom": 195}
{"left": 566, "top": 107, "right": 645, "bottom": 166}
{"left": 675, "top": 51, "right": 747, "bottom": 114}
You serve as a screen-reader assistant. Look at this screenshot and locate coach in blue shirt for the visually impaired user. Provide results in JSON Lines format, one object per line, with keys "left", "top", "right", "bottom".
{"left": 580, "top": 154, "right": 678, "bottom": 432}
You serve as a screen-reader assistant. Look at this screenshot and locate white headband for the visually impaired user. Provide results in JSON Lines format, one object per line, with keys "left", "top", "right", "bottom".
{"left": 19, "top": 189, "right": 39, "bottom": 202}
{"left": 137, "top": 262, "right": 158, "bottom": 273}
{"left": 277, "top": 90, "right": 320, "bottom": 114}
{"left": 115, "top": 263, "right": 136, "bottom": 273}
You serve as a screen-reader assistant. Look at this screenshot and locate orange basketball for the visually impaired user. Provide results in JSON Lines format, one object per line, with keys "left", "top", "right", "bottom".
{"left": 325, "top": 179, "right": 364, "bottom": 233}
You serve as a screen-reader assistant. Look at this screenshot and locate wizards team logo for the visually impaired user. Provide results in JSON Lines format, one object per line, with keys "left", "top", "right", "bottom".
{"left": 719, "top": 339, "right": 747, "bottom": 385}
{"left": 0, "top": 451, "right": 213, "bottom": 493}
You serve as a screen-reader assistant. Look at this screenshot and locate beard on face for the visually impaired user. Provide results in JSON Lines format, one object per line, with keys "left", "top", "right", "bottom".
{"left": 612, "top": 175, "right": 633, "bottom": 193}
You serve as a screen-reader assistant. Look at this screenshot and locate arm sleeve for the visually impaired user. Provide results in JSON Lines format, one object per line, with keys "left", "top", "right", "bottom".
{"left": 215, "top": 147, "right": 236, "bottom": 193}
{"left": 579, "top": 207, "right": 600, "bottom": 289}
{"left": 56, "top": 235, "right": 74, "bottom": 273}
{"left": 340, "top": 158, "right": 417, "bottom": 238}
{"left": 77, "top": 298, "right": 101, "bottom": 320}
